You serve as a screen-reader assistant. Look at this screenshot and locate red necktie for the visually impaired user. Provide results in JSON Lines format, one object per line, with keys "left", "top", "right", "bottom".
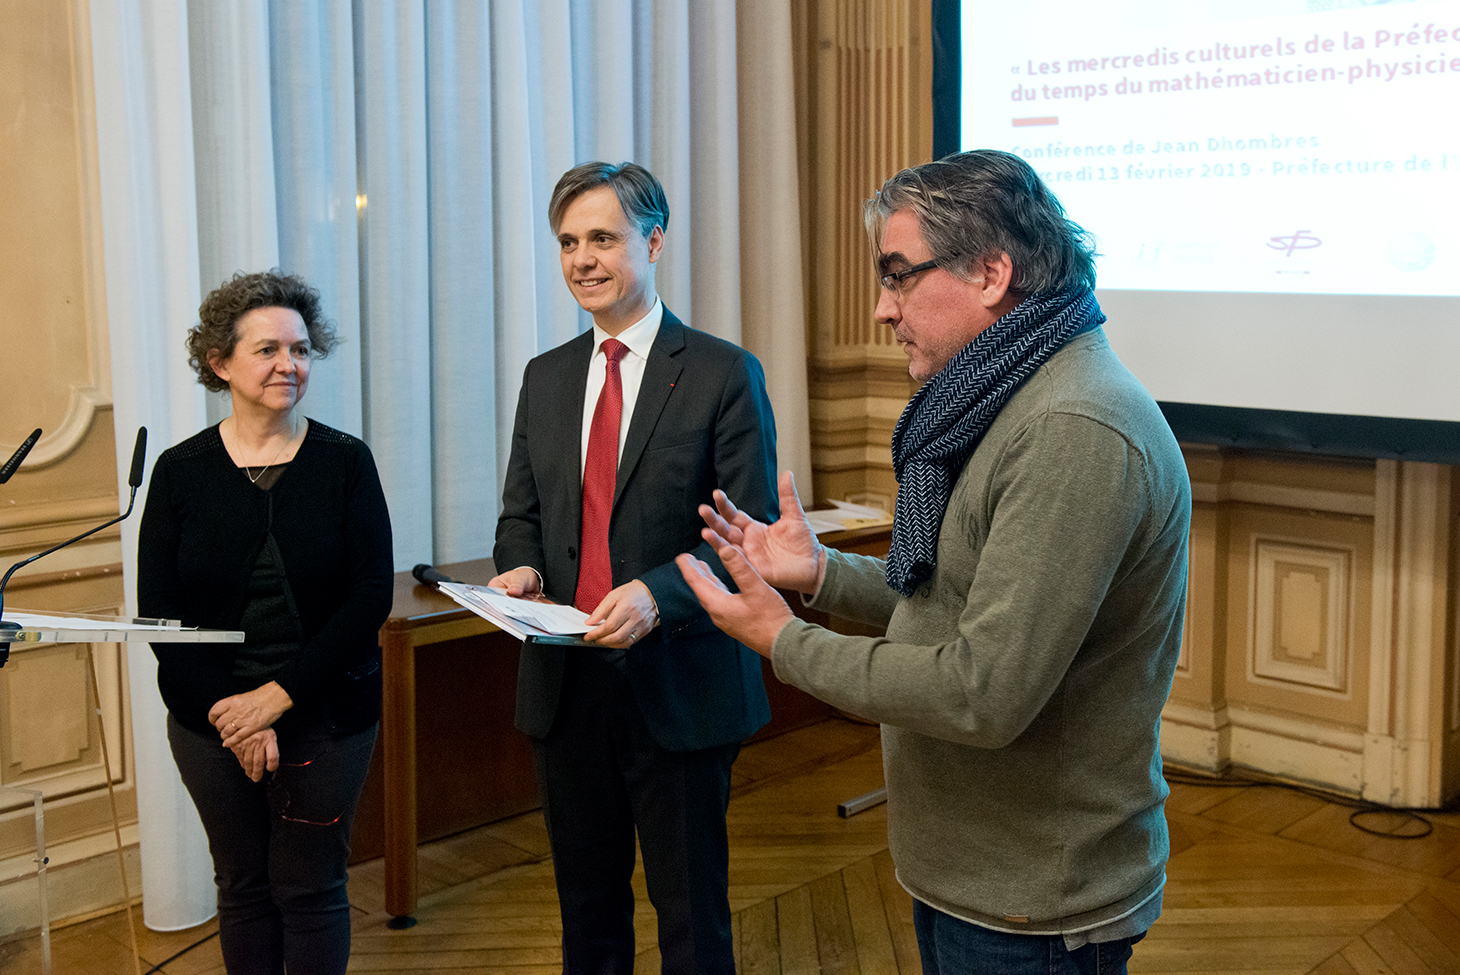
{"left": 575, "top": 339, "right": 629, "bottom": 612}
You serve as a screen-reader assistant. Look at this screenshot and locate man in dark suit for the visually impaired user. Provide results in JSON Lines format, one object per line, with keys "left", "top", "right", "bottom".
{"left": 490, "top": 161, "right": 778, "bottom": 975}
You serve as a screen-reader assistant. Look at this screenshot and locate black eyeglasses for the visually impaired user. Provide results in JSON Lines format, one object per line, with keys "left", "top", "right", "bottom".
{"left": 879, "top": 258, "right": 941, "bottom": 295}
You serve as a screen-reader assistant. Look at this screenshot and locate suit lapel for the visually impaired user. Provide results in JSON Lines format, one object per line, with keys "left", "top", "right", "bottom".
{"left": 615, "top": 311, "right": 685, "bottom": 503}
{"left": 557, "top": 331, "right": 595, "bottom": 527}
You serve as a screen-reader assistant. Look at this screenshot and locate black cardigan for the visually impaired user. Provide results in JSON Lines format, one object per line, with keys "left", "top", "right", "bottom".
{"left": 137, "top": 421, "right": 394, "bottom": 735}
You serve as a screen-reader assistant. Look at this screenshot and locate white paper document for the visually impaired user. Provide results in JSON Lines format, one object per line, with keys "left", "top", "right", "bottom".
{"left": 803, "top": 500, "right": 893, "bottom": 536}
{"left": 436, "top": 582, "right": 594, "bottom": 645}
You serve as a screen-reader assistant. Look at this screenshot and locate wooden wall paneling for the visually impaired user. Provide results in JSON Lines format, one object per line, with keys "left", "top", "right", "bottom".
{"left": 1162, "top": 445, "right": 1232, "bottom": 771}
{"left": 1445, "top": 479, "right": 1460, "bottom": 804}
{"left": 1164, "top": 446, "right": 1460, "bottom": 808}
{"left": 797, "top": 0, "right": 929, "bottom": 511}
{"left": 1165, "top": 450, "right": 1377, "bottom": 791}
{"left": 0, "top": 0, "right": 135, "bottom": 934}
{"left": 1362, "top": 461, "right": 1454, "bottom": 808}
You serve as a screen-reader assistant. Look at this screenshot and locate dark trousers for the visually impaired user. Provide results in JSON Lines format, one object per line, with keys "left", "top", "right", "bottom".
{"left": 535, "top": 651, "right": 740, "bottom": 975}
{"left": 168, "top": 714, "right": 376, "bottom": 975}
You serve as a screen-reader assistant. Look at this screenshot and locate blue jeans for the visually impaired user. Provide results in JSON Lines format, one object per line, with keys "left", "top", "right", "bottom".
{"left": 913, "top": 900, "right": 1143, "bottom": 975}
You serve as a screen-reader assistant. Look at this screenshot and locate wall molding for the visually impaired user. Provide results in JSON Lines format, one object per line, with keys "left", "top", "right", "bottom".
{"left": 1363, "top": 460, "right": 1451, "bottom": 807}
{"left": 0, "top": 827, "right": 140, "bottom": 941}
{"left": 14, "top": 386, "right": 109, "bottom": 469}
{"left": 0, "top": 496, "right": 121, "bottom": 536}
{"left": 1188, "top": 479, "right": 1373, "bottom": 517}
{"left": 1161, "top": 701, "right": 1366, "bottom": 795}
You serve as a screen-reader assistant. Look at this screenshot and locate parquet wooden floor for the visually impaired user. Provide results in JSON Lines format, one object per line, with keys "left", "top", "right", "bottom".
{"left": 7, "top": 717, "right": 1460, "bottom": 973}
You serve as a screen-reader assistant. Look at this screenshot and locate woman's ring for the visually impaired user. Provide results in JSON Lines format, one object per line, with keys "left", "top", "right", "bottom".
{"left": 629, "top": 633, "right": 637, "bottom": 642}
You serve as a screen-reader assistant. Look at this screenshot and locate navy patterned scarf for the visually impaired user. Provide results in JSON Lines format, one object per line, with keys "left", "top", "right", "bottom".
{"left": 885, "top": 289, "right": 1105, "bottom": 597}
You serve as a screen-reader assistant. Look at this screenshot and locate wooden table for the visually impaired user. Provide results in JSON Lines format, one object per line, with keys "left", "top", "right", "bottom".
{"left": 377, "top": 558, "right": 505, "bottom": 927}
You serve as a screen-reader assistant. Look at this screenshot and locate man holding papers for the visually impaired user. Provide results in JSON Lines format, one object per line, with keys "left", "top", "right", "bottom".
{"left": 489, "top": 161, "right": 778, "bottom": 975}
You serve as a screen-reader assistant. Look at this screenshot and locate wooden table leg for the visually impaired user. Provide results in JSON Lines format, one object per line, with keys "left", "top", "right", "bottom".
{"left": 380, "top": 627, "right": 418, "bottom": 927}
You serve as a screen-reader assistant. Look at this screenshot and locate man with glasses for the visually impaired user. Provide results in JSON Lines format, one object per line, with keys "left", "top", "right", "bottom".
{"left": 491, "top": 161, "right": 777, "bottom": 975}
{"left": 678, "top": 150, "right": 1190, "bottom": 974}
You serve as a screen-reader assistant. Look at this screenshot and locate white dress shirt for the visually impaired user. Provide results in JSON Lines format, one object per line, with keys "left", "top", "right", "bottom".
{"left": 580, "top": 298, "right": 663, "bottom": 481}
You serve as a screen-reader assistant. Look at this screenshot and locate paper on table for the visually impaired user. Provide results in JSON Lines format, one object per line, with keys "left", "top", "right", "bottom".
{"left": 803, "top": 499, "right": 893, "bottom": 536}
{"left": 436, "top": 582, "right": 593, "bottom": 644}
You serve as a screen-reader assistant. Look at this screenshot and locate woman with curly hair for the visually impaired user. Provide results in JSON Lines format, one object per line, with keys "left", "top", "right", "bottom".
{"left": 138, "top": 270, "right": 394, "bottom": 974}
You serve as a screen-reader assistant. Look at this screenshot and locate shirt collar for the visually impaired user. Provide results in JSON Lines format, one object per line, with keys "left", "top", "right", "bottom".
{"left": 593, "top": 298, "right": 662, "bottom": 361}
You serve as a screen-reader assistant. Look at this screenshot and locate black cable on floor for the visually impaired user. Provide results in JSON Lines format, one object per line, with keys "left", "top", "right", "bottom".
{"left": 144, "top": 929, "right": 219, "bottom": 974}
{"left": 1163, "top": 766, "right": 1437, "bottom": 839}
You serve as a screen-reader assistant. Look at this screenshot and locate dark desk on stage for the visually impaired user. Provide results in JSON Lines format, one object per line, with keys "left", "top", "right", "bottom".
{"left": 351, "top": 558, "right": 524, "bottom": 925}
{"left": 358, "top": 526, "right": 891, "bottom": 925}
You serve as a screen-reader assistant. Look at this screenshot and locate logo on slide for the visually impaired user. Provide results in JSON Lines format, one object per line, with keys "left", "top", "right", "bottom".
{"left": 1267, "top": 231, "right": 1322, "bottom": 257}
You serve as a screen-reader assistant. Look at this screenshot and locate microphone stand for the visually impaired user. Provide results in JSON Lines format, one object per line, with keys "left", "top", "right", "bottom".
{"left": 0, "top": 427, "right": 149, "bottom": 975}
{"left": 0, "top": 428, "right": 146, "bottom": 667}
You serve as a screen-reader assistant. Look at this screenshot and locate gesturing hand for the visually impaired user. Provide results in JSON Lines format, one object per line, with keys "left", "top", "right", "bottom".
{"left": 676, "top": 528, "right": 795, "bottom": 658}
{"left": 698, "top": 471, "right": 826, "bottom": 594}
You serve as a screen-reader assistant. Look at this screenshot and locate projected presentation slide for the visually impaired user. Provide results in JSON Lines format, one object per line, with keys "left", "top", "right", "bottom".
{"left": 962, "top": 0, "right": 1460, "bottom": 297}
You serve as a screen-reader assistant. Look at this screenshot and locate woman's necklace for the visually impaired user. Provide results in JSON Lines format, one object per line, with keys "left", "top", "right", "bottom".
{"left": 242, "top": 416, "right": 299, "bottom": 484}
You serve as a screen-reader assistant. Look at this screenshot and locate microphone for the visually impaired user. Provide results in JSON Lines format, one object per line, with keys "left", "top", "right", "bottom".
{"left": 129, "top": 426, "right": 147, "bottom": 488}
{"left": 0, "top": 429, "right": 41, "bottom": 484}
{"left": 0, "top": 427, "right": 148, "bottom": 667}
{"left": 412, "top": 563, "right": 461, "bottom": 587}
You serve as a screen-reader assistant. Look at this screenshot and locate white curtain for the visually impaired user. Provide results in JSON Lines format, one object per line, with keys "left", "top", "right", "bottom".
{"left": 91, "top": 0, "right": 812, "bottom": 927}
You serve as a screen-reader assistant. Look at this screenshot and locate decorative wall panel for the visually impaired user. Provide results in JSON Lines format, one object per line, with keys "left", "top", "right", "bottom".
{"left": 1249, "top": 539, "right": 1351, "bottom": 695}
{"left": 0, "top": 642, "right": 125, "bottom": 818}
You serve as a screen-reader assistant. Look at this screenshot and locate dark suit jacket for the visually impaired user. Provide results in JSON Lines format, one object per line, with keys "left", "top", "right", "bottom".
{"left": 495, "top": 310, "right": 777, "bottom": 751}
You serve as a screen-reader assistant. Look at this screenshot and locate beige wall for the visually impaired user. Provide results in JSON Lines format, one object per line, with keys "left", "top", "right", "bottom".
{"left": 1, "top": 0, "right": 135, "bottom": 929}
{"left": 792, "top": 0, "right": 1460, "bottom": 806}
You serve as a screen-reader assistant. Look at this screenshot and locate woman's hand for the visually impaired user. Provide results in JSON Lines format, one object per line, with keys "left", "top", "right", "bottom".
{"left": 209, "top": 681, "right": 293, "bottom": 748}
{"left": 230, "top": 727, "right": 280, "bottom": 782}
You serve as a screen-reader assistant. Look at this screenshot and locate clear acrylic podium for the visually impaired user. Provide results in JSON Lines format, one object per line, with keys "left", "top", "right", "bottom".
{"left": 0, "top": 609, "right": 243, "bottom": 646}
{"left": 0, "top": 610, "right": 242, "bottom": 975}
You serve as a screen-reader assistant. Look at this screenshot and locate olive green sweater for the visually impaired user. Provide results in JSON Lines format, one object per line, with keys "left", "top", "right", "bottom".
{"left": 774, "top": 329, "right": 1190, "bottom": 934}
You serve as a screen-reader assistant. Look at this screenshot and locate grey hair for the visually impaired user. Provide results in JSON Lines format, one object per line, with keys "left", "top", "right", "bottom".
{"left": 864, "top": 150, "right": 1098, "bottom": 296}
{"left": 548, "top": 161, "right": 670, "bottom": 239}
